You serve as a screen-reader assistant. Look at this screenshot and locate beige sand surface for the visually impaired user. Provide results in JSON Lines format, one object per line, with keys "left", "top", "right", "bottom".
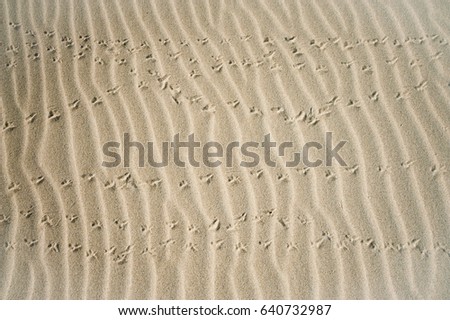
{"left": 1, "top": 0, "right": 449, "bottom": 299}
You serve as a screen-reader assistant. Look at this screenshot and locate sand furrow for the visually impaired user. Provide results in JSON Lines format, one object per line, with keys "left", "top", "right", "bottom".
{"left": 232, "top": 2, "right": 301, "bottom": 299}
{"left": 2, "top": 0, "right": 53, "bottom": 299}
{"left": 285, "top": 1, "right": 372, "bottom": 299}
{"left": 88, "top": 0, "right": 137, "bottom": 299}
{"left": 341, "top": 0, "right": 420, "bottom": 297}
{"left": 0, "top": 1, "right": 26, "bottom": 299}
{"left": 369, "top": 0, "right": 449, "bottom": 297}
{"left": 27, "top": 0, "right": 75, "bottom": 299}
{"left": 179, "top": 1, "right": 267, "bottom": 298}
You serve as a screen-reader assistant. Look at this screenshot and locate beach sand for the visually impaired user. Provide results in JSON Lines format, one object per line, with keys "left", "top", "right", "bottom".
{"left": 1, "top": 0, "right": 449, "bottom": 299}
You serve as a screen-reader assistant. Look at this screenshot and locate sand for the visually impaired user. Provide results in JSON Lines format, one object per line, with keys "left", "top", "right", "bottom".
{"left": 0, "top": 0, "right": 449, "bottom": 299}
